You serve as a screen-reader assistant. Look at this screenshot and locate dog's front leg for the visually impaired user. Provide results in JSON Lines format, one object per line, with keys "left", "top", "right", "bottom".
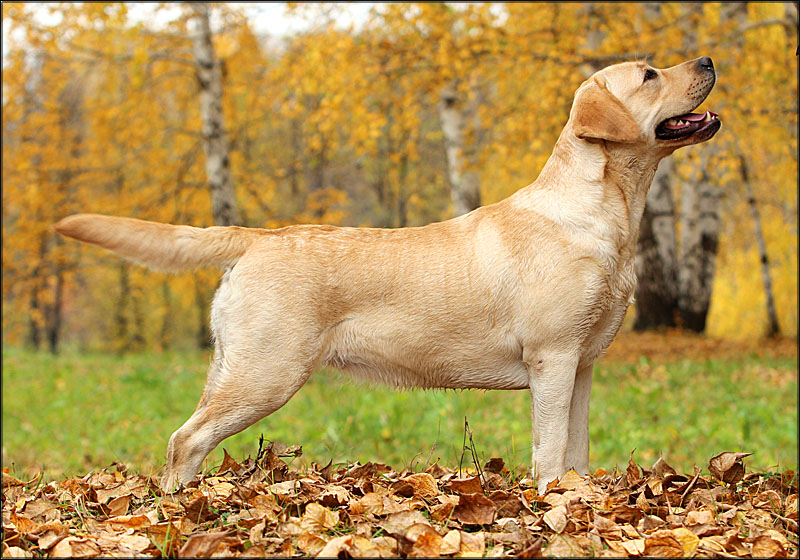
{"left": 564, "top": 361, "right": 593, "bottom": 475}
{"left": 527, "top": 350, "right": 579, "bottom": 495}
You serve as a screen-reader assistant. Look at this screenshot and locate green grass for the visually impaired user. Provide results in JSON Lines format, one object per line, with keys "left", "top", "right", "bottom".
{"left": 2, "top": 346, "right": 796, "bottom": 480}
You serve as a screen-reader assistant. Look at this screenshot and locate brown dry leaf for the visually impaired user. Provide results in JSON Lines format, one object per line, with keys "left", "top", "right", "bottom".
{"left": 643, "top": 529, "right": 684, "bottom": 557}
{"left": 459, "top": 530, "right": 486, "bottom": 556}
{"left": 51, "top": 536, "right": 101, "bottom": 558}
{"left": 102, "top": 513, "right": 151, "bottom": 531}
{"left": 399, "top": 472, "right": 439, "bottom": 499}
{"left": 627, "top": 452, "right": 642, "bottom": 485}
{"left": 543, "top": 534, "right": 591, "bottom": 557}
{"left": 297, "top": 532, "right": 327, "bottom": 556}
{"left": 300, "top": 502, "right": 340, "bottom": 532}
{"left": 9, "top": 512, "right": 38, "bottom": 535}
{"left": 349, "top": 491, "right": 407, "bottom": 516}
{"left": 379, "top": 509, "right": 430, "bottom": 536}
{"left": 483, "top": 458, "right": 505, "bottom": 474}
{"left": 1, "top": 546, "right": 31, "bottom": 558}
{"left": 620, "top": 538, "right": 645, "bottom": 556}
{"left": 488, "top": 490, "right": 525, "bottom": 518}
{"left": 118, "top": 534, "right": 151, "bottom": 553}
{"left": 558, "top": 469, "right": 586, "bottom": 490}
{"left": 708, "top": 452, "right": 752, "bottom": 485}
{"left": 440, "top": 530, "right": 461, "bottom": 555}
{"left": 183, "top": 494, "right": 217, "bottom": 524}
{"left": 104, "top": 494, "right": 131, "bottom": 517}
{"left": 670, "top": 527, "right": 700, "bottom": 556}
{"left": 178, "top": 530, "right": 229, "bottom": 558}
{"left": 406, "top": 524, "right": 443, "bottom": 557}
{"left": 751, "top": 535, "right": 788, "bottom": 558}
{"left": 216, "top": 448, "right": 241, "bottom": 475}
{"left": 315, "top": 534, "right": 355, "bottom": 558}
{"left": 543, "top": 504, "right": 568, "bottom": 533}
{"left": 453, "top": 492, "right": 495, "bottom": 525}
{"left": 445, "top": 476, "right": 484, "bottom": 495}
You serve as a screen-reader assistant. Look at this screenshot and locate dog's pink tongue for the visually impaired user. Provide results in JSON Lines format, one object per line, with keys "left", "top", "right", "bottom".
{"left": 681, "top": 113, "right": 706, "bottom": 122}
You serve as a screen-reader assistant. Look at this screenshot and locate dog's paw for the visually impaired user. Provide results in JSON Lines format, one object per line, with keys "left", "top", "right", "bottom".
{"left": 159, "top": 472, "right": 181, "bottom": 495}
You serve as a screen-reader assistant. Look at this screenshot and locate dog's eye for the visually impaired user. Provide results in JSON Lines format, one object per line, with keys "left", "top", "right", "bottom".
{"left": 643, "top": 69, "right": 658, "bottom": 82}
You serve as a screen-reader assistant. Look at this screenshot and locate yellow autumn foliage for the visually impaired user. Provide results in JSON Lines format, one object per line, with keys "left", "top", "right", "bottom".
{"left": 2, "top": 2, "right": 796, "bottom": 350}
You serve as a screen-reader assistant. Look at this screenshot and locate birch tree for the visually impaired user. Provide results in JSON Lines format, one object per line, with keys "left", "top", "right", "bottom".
{"left": 190, "top": 2, "right": 239, "bottom": 226}
{"left": 439, "top": 81, "right": 482, "bottom": 216}
{"left": 634, "top": 159, "right": 679, "bottom": 329}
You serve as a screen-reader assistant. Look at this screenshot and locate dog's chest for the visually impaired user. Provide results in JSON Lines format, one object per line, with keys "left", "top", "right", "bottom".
{"left": 581, "top": 252, "right": 637, "bottom": 364}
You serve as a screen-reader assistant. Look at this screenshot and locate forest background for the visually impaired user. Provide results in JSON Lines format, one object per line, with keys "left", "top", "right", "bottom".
{"left": 2, "top": 2, "right": 797, "bottom": 353}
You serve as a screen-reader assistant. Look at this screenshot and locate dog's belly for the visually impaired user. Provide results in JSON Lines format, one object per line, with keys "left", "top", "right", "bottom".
{"left": 322, "top": 317, "right": 530, "bottom": 391}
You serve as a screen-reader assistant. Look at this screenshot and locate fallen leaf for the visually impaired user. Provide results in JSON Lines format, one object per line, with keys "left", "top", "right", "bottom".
{"left": 118, "top": 534, "right": 151, "bottom": 553}
{"left": 558, "top": 469, "right": 586, "bottom": 490}
{"left": 102, "top": 514, "right": 151, "bottom": 531}
{"left": 445, "top": 476, "right": 483, "bottom": 495}
{"left": 643, "top": 529, "right": 684, "bottom": 557}
{"left": 380, "top": 509, "right": 430, "bottom": 536}
{"left": 399, "top": 472, "right": 439, "bottom": 499}
{"left": 50, "top": 536, "right": 101, "bottom": 558}
{"left": 483, "top": 458, "right": 505, "bottom": 474}
{"left": 315, "top": 534, "right": 355, "bottom": 558}
{"left": 216, "top": 448, "right": 241, "bottom": 475}
{"left": 178, "top": 530, "right": 229, "bottom": 557}
{"left": 1, "top": 546, "right": 31, "bottom": 558}
{"left": 670, "top": 527, "right": 700, "bottom": 556}
{"left": 453, "top": 492, "right": 495, "bottom": 525}
{"left": 407, "top": 523, "right": 443, "bottom": 557}
{"left": 459, "top": 530, "right": 485, "bottom": 556}
{"left": 620, "top": 538, "right": 646, "bottom": 555}
{"left": 543, "top": 504, "right": 568, "bottom": 533}
{"left": 104, "top": 494, "right": 131, "bottom": 517}
{"left": 300, "top": 502, "right": 339, "bottom": 532}
{"left": 708, "top": 452, "right": 751, "bottom": 485}
{"left": 297, "top": 532, "right": 327, "bottom": 555}
{"left": 440, "top": 529, "right": 461, "bottom": 555}
{"left": 751, "top": 535, "right": 787, "bottom": 558}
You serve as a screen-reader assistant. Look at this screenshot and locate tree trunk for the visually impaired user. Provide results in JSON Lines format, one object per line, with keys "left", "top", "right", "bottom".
{"left": 634, "top": 158, "right": 678, "bottom": 330}
{"left": 677, "top": 153, "right": 720, "bottom": 332}
{"left": 739, "top": 154, "right": 780, "bottom": 337}
{"left": 46, "top": 258, "right": 65, "bottom": 354}
{"left": 115, "top": 262, "right": 130, "bottom": 353}
{"left": 160, "top": 281, "right": 173, "bottom": 350}
{"left": 191, "top": 2, "right": 239, "bottom": 226}
{"left": 439, "top": 82, "right": 481, "bottom": 216}
{"left": 195, "top": 278, "right": 212, "bottom": 349}
{"left": 27, "top": 235, "right": 47, "bottom": 349}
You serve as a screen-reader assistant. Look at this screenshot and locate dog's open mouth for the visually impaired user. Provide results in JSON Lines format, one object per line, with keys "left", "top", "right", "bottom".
{"left": 655, "top": 110, "right": 720, "bottom": 141}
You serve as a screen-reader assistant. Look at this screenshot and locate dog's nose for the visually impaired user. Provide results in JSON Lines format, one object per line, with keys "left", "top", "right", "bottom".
{"left": 697, "top": 56, "right": 714, "bottom": 71}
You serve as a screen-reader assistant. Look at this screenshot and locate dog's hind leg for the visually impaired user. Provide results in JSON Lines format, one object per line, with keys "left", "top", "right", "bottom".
{"left": 160, "top": 356, "right": 313, "bottom": 492}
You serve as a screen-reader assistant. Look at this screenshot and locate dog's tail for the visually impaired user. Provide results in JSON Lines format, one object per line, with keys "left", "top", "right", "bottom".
{"left": 54, "top": 213, "right": 262, "bottom": 272}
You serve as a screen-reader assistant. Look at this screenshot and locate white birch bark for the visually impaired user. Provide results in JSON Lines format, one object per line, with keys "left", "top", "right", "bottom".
{"left": 677, "top": 151, "right": 720, "bottom": 332}
{"left": 191, "top": 2, "right": 239, "bottom": 226}
{"left": 634, "top": 158, "right": 679, "bottom": 329}
{"left": 439, "top": 82, "right": 481, "bottom": 217}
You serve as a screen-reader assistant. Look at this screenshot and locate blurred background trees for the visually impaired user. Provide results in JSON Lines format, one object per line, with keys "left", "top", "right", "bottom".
{"left": 2, "top": 2, "right": 797, "bottom": 353}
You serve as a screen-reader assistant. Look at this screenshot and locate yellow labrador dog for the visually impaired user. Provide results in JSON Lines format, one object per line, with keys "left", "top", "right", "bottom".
{"left": 55, "top": 57, "right": 720, "bottom": 493}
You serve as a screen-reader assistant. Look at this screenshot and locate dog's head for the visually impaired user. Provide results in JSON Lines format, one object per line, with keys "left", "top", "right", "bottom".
{"left": 569, "top": 57, "right": 721, "bottom": 152}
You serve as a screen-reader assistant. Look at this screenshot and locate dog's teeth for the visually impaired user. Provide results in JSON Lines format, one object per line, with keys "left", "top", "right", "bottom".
{"left": 678, "top": 120, "right": 687, "bottom": 126}
{"left": 703, "top": 111, "right": 712, "bottom": 122}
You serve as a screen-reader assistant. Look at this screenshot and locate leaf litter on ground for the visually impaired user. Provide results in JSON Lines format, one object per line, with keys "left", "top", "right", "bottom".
{"left": 2, "top": 444, "right": 797, "bottom": 558}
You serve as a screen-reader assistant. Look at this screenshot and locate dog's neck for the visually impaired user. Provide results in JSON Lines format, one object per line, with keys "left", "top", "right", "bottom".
{"left": 518, "top": 132, "right": 663, "bottom": 253}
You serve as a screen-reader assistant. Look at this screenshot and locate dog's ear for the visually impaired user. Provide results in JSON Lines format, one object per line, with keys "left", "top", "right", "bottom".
{"left": 571, "top": 77, "right": 640, "bottom": 143}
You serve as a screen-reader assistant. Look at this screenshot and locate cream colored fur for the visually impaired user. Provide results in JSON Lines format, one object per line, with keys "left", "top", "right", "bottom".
{"left": 54, "top": 58, "right": 719, "bottom": 494}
